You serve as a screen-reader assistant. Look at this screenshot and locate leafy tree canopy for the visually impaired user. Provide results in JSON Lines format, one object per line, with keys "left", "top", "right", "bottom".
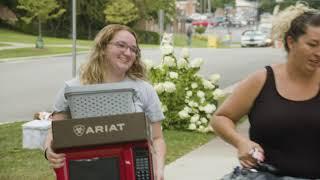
{"left": 17, "top": 0, "right": 65, "bottom": 23}
{"left": 211, "top": 0, "right": 235, "bottom": 9}
{"left": 104, "top": 0, "right": 139, "bottom": 25}
{"left": 133, "top": 0, "right": 176, "bottom": 23}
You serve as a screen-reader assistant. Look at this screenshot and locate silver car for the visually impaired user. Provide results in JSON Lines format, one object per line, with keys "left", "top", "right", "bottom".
{"left": 241, "top": 30, "right": 272, "bottom": 47}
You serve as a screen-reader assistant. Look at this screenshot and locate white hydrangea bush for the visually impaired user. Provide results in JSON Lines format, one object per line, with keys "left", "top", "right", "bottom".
{"left": 146, "top": 34, "right": 225, "bottom": 133}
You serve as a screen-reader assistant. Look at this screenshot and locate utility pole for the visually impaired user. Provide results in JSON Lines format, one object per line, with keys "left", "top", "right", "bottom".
{"left": 256, "top": 0, "right": 259, "bottom": 30}
{"left": 200, "top": 0, "right": 204, "bottom": 13}
{"left": 72, "top": 0, "right": 77, "bottom": 78}
{"left": 158, "top": 9, "right": 164, "bottom": 39}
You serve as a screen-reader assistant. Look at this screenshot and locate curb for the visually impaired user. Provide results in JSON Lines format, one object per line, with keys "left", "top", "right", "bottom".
{"left": 0, "top": 51, "right": 90, "bottom": 63}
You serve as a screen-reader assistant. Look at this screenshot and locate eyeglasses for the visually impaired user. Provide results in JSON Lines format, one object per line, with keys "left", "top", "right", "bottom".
{"left": 109, "top": 41, "right": 140, "bottom": 55}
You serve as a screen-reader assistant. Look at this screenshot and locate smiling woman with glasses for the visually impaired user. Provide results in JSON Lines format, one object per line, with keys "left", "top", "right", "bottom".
{"left": 44, "top": 24, "right": 167, "bottom": 180}
{"left": 109, "top": 41, "right": 140, "bottom": 56}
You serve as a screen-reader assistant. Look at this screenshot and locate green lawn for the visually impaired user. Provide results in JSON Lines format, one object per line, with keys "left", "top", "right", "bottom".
{"left": 0, "top": 47, "right": 89, "bottom": 60}
{"left": 0, "top": 121, "right": 213, "bottom": 179}
{"left": 0, "top": 28, "right": 207, "bottom": 48}
{"left": 174, "top": 33, "right": 208, "bottom": 48}
{"left": 0, "top": 28, "right": 208, "bottom": 60}
{"left": 0, "top": 28, "right": 209, "bottom": 60}
{"left": 0, "top": 43, "right": 11, "bottom": 47}
{"left": 0, "top": 29, "right": 93, "bottom": 47}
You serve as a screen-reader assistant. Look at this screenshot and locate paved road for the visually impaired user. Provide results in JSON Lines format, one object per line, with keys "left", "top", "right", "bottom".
{"left": 206, "top": 25, "right": 256, "bottom": 43}
{"left": 0, "top": 47, "right": 285, "bottom": 122}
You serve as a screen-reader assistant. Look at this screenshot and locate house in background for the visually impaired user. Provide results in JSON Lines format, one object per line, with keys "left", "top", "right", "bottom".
{"left": 140, "top": 0, "right": 197, "bottom": 34}
{"left": 176, "top": 0, "right": 197, "bottom": 17}
{"left": 175, "top": 0, "right": 197, "bottom": 33}
{"left": 235, "top": 0, "right": 257, "bottom": 24}
{"left": 0, "top": 5, "right": 17, "bottom": 25}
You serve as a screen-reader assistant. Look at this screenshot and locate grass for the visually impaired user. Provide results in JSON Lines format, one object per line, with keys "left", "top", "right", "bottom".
{"left": 0, "top": 28, "right": 208, "bottom": 60}
{"left": 0, "top": 29, "right": 93, "bottom": 47}
{"left": 0, "top": 47, "right": 89, "bottom": 60}
{"left": 0, "top": 43, "right": 11, "bottom": 47}
{"left": 164, "top": 130, "right": 213, "bottom": 163}
{"left": 0, "top": 121, "right": 213, "bottom": 179}
{"left": 174, "top": 33, "right": 208, "bottom": 48}
{"left": 0, "top": 28, "right": 207, "bottom": 48}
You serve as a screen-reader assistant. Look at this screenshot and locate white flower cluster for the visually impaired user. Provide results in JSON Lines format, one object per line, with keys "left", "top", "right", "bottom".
{"left": 163, "top": 56, "right": 176, "bottom": 67}
{"left": 190, "top": 58, "right": 204, "bottom": 68}
{"left": 154, "top": 82, "right": 176, "bottom": 93}
{"left": 149, "top": 41, "right": 225, "bottom": 133}
{"left": 142, "top": 58, "right": 154, "bottom": 70}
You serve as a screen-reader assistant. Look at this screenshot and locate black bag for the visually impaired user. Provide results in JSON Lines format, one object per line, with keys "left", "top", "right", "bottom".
{"left": 220, "top": 167, "right": 275, "bottom": 180}
{"left": 220, "top": 166, "right": 314, "bottom": 180}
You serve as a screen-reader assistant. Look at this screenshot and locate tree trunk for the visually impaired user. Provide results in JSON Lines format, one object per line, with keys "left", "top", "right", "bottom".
{"left": 88, "top": 22, "right": 92, "bottom": 40}
{"left": 39, "top": 19, "right": 42, "bottom": 39}
{"left": 36, "top": 18, "right": 44, "bottom": 48}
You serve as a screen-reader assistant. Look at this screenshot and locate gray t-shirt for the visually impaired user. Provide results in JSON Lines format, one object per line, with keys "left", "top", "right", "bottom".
{"left": 53, "top": 78, "right": 164, "bottom": 123}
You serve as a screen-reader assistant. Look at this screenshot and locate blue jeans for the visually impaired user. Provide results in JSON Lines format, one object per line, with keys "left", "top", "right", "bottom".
{"left": 221, "top": 167, "right": 320, "bottom": 180}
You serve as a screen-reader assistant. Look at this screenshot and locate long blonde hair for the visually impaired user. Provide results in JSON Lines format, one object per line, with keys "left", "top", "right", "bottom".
{"left": 80, "top": 24, "right": 146, "bottom": 85}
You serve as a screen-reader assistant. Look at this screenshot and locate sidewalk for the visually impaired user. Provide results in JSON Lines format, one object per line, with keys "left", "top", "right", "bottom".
{"left": 165, "top": 120, "right": 249, "bottom": 180}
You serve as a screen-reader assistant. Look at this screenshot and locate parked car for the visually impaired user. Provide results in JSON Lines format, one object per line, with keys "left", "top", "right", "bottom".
{"left": 212, "top": 16, "right": 226, "bottom": 26}
{"left": 241, "top": 30, "right": 272, "bottom": 47}
{"left": 192, "top": 20, "right": 215, "bottom": 27}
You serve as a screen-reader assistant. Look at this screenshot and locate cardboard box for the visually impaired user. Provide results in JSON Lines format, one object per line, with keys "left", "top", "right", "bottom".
{"left": 22, "top": 120, "right": 51, "bottom": 149}
{"left": 52, "top": 112, "right": 151, "bottom": 150}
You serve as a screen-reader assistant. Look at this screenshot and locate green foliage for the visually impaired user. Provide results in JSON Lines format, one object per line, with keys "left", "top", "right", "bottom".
{"left": 133, "top": 0, "right": 176, "bottom": 24}
{"left": 17, "top": 0, "right": 65, "bottom": 24}
{"left": 195, "top": 26, "right": 206, "bottom": 34}
{"left": 134, "top": 29, "right": 160, "bottom": 44}
{"left": 211, "top": 0, "right": 235, "bottom": 10}
{"left": 17, "top": 0, "right": 65, "bottom": 48}
{"left": 104, "top": 0, "right": 139, "bottom": 25}
{"left": 257, "top": 0, "right": 277, "bottom": 13}
{"left": 77, "top": 0, "right": 106, "bottom": 39}
{"left": 147, "top": 35, "right": 224, "bottom": 132}
{"left": 164, "top": 129, "right": 213, "bottom": 163}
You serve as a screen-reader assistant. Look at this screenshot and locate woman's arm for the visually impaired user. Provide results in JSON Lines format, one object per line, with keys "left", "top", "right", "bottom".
{"left": 44, "top": 112, "right": 69, "bottom": 168}
{"left": 151, "top": 121, "right": 166, "bottom": 180}
{"left": 211, "top": 69, "right": 266, "bottom": 168}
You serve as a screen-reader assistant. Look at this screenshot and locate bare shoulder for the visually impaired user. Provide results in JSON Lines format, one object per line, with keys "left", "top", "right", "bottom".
{"left": 236, "top": 68, "right": 267, "bottom": 94}
{"left": 214, "top": 68, "right": 268, "bottom": 121}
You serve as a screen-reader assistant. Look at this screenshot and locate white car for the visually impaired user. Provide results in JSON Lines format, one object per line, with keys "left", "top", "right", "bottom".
{"left": 241, "top": 30, "right": 272, "bottom": 47}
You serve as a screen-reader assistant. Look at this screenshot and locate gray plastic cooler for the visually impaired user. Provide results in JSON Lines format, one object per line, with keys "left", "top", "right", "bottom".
{"left": 64, "top": 82, "right": 137, "bottom": 119}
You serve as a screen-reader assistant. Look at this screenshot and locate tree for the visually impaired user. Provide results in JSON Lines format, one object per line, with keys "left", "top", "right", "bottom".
{"left": 77, "top": 0, "right": 107, "bottom": 39}
{"left": 133, "top": 0, "right": 176, "bottom": 25}
{"left": 17, "top": 0, "right": 65, "bottom": 48}
{"left": 210, "top": 0, "right": 235, "bottom": 11}
{"left": 104, "top": 0, "right": 139, "bottom": 25}
{"left": 0, "top": 4, "right": 18, "bottom": 24}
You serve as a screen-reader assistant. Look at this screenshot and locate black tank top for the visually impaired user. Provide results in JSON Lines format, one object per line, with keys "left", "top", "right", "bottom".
{"left": 248, "top": 66, "right": 320, "bottom": 179}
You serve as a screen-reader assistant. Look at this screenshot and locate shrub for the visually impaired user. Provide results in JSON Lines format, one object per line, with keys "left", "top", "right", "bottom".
{"left": 194, "top": 26, "right": 206, "bottom": 34}
{"left": 193, "top": 34, "right": 208, "bottom": 41}
{"left": 134, "top": 29, "right": 160, "bottom": 44}
{"left": 145, "top": 34, "right": 225, "bottom": 133}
